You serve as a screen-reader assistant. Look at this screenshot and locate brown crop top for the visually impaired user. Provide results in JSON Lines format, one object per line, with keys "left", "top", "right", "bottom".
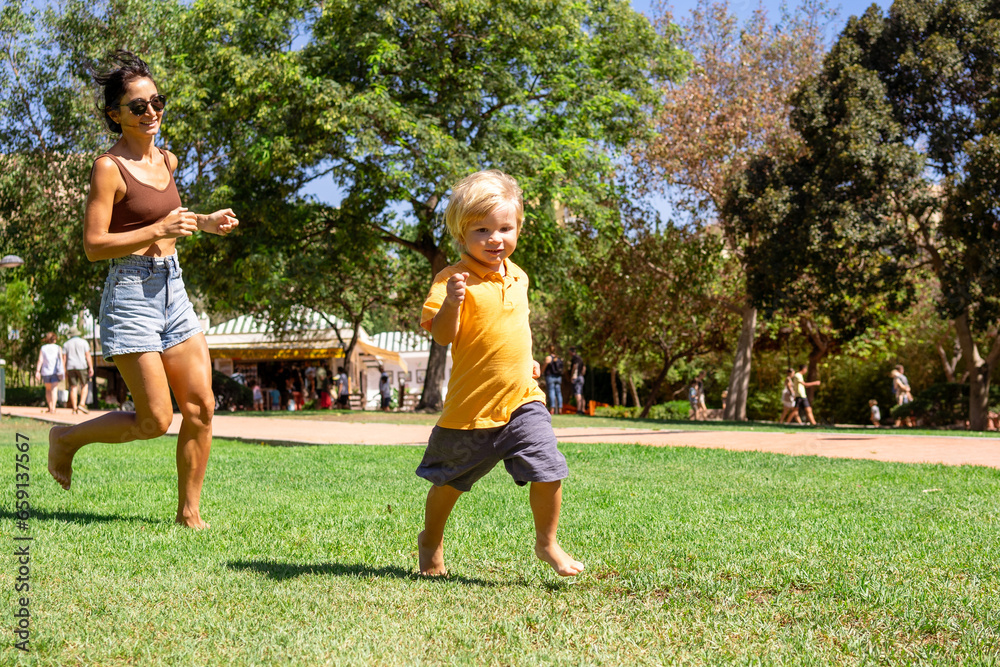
{"left": 98, "top": 148, "right": 183, "bottom": 234}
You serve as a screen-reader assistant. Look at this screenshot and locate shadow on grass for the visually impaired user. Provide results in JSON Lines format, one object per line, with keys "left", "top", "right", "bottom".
{"left": 225, "top": 559, "right": 522, "bottom": 588}
{"left": 0, "top": 508, "right": 164, "bottom": 525}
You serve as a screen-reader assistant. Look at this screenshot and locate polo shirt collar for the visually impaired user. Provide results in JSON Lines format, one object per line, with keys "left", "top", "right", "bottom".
{"left": 460, "top": 253, "right": 511, "bottom": 279}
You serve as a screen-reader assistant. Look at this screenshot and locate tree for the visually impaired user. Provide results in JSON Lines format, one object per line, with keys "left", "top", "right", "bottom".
{"left": 726, "top": 0, "right": 999, "bottom": 429}
{"left": 3, "top": 0, "right": 688, "bottom": 412}
{"left": 0, "top": 1, "right": 126, "bottom": 351}
{"left": 561, "top": 200, "right": 738, "bottom": 417}
{"left": 292, "top": 0, "right": 688, "bottom": 410}
{"left": 635, "top": 0, "right": 829, "bottom": 420}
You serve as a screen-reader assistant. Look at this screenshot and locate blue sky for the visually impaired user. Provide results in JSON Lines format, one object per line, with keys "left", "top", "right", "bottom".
{"left": 631, "top": 0, "right": 889, "bottom": 32}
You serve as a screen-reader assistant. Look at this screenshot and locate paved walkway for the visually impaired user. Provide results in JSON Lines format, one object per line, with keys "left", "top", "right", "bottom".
{"left": 5, "top": 405, "right": 1000, "bottom": 469}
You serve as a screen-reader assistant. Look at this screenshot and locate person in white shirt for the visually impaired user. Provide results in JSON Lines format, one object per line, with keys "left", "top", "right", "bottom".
{"left": 35, "top": 332, "right": 65, "bottom": 414}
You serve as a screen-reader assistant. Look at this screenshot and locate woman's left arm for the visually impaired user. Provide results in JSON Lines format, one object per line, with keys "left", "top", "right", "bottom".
{"left": 196, "top": 209, "right": 239, "bottom": 235}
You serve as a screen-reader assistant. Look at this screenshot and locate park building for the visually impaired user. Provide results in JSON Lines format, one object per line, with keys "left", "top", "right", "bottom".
{"left": 71, "top": 308, "right": 451, "bottom": 411}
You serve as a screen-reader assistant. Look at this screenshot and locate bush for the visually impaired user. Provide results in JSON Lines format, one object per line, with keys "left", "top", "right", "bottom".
{"left": 594, "top": 405, "right": 638, "bottom": 419}
{"left": 646, "top": 400, "right": 691, "bottom": 420}
{"left": 4, "top": 385, "right": 45, "bottom": 407}
{"left": 212, "top": 371, "right": 253, "bottom": 411}
{"left": 813, "top": 359, "right": 898, "bottom": 425}
{"left": 594, "top": 401, "right": 690, "bottom": 421}
{"left": 745, "top": 388, "right": 781, "bottom": 422}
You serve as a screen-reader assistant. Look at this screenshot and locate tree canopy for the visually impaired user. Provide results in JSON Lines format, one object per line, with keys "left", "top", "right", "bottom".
{"left": 1, "top": 0, "right": 689, "bottom": 408}
{"left": 723, "top": 0, "right": 1000, "bottom": 429}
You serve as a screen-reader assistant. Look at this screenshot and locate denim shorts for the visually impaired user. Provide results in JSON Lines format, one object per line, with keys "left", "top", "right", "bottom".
{"left": 41, "top": 374, "right": 61, "bottom": 384}
{"left": 416, "top": 401, "right": 569, "bottom": 492}
{"left": 99, "top": 254, "right": 202, "bottom": 361}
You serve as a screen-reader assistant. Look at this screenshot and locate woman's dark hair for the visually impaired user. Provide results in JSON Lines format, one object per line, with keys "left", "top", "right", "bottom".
{"left": 91, "top": 50, "right": 156, "bottom": 134}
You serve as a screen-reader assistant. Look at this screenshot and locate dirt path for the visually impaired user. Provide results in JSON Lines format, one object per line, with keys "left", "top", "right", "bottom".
{"left": 6, "top": 405, "right": 999, "bottom": 469}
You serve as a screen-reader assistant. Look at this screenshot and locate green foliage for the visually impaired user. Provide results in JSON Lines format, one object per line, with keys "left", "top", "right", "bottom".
{"left": 893, "top": 383, "right": 1000, "bottom": 427}
{"left": 554, "top": 201, "right": 740, "bottom": 415}
{"left": 725, "top": 0, "right": 1000, "bottom": 428}
{"left": 2, "top": 384, "right": 44, "bottom": 406}
{"left": 2, "top": 0, "right": 688, "bottom": 409}
{"left": 812, "top": 358, "right": 898, "bottom": 426}
{"left": 744, "top": 384, "right": 780, "bottom": 422}
{"left": 0, "top": 276, "right": 35, "bottom": 371}
{"left": 595, "top": 400, "right": 690, "bottom": 420}
{"left": 646, "top": 400, "right": 691, "bottom": 420}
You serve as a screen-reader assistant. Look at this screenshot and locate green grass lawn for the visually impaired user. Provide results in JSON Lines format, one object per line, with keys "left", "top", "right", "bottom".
{"left": 2, "top": 416, "right": 998, "bottom": 665}
{"left": 234, "top": 407, "right": 999, "bottom": 439}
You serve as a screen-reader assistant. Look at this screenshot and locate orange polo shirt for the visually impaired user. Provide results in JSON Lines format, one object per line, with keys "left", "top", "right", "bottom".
{"left": 421, "top": 254, "right": 546, "bottom": 430}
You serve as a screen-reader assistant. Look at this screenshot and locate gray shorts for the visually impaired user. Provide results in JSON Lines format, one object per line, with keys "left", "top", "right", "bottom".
{"left": 416, "top": 401, "right": 569, "bottom": 492}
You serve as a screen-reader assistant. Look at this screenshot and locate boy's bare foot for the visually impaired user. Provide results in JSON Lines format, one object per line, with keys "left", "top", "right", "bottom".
{"left": 418, "top": 530, "right": 448, "bottom": 576}
{"left": 48, "top": 426, "right": 79, "bottom": 490}
{"left": 535, "top": 541, "right": 585, "bottom": 577}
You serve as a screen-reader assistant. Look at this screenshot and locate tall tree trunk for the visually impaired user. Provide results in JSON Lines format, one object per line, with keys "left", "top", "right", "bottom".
{"left": 628, "top": 376, "right": 640, "bottom": 408}
{"left": 953, "top": 312, "right": 998, "bottom": 431}
{"left": 936, "top": 338, "right": 962, "bottom": 383}
{"left": 723, "top": 305, "right": 756, "bottom": 421}
{"left": 417, "top": 247, "right": 452, "bottom": 412}
{"left": 639, "top": 353, "right": 675, "bottom": 419}
{"left": 610, "top": 368, "right": 620, "bottom": 407}
{"left": 417, "top": 340, "right": 449, "bottom": 412}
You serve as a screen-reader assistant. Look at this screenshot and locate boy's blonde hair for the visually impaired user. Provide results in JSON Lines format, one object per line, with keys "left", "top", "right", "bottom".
{"left": 445, "top": 170, "right": 524, "bottom": 249}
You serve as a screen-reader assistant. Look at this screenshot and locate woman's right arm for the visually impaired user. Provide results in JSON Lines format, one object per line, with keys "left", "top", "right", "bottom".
{"left": 83, "top": 157, "right": 199, "bottom": 261}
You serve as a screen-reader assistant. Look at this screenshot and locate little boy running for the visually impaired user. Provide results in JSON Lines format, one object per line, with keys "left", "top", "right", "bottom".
{"left": 416, "top": 170, "right": 584, "bottom": 578}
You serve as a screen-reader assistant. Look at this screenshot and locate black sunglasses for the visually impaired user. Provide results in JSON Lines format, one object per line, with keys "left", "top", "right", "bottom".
{"left": 118, "top": 94, "right": 167, "bottom": 116}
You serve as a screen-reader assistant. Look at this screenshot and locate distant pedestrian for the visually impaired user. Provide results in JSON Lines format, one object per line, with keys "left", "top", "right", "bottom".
{"left": 869, "top": 399, "right": 881, "bottom": 427}
{"left": 568, "top": 347, "right": 587, "bottom": 415}
{"left": 780, "top": 368, "right": 801, "bottom": 424}
{"left": 335, "top": 366, "right": 350, "bottom": 409}
{"left": 379, "top": 367, "right": 393, "bottom": 411}
{"left": 688, "top": 371, "right": 707, "bottom": 420}
{"left": 793, "top": 364, "right": 821, "bottom": 425}
{"left": 688, "top": 380, "right": 701, "bottom": 420}
{"left": 35, "top": 332, "right": 65, "bottom": 414}
{"left": 891, "top": 366, "right": 915, "bottom": 427}
{"left": 542, "top": 347, "right": 564, "bottom": 415}
{"left": 62, "top": 330, "right": 94, "bottom": 415}
{"left": 252, "top": 382, "right": 264, "bottom": 411}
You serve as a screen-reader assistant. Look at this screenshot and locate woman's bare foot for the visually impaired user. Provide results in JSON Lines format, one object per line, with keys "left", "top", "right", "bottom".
{"left": 175, "top": 511, "right": 210, "bottom": 530}
{"left": 418, "top": 530, "right": 448, "bottom": 576}
{"left": 47, "top": 426, "right": 79, "bottom": 490}
{"left": 535, "top": 541, "right": 585, "bottom": 577}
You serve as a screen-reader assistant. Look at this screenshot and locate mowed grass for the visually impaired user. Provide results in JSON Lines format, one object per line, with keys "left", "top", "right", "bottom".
{"left": 238, "top": 407, "right": 1000, "bottom": 438}
{"left": 1, "top": 417, "right": 998, "bottom": 665}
